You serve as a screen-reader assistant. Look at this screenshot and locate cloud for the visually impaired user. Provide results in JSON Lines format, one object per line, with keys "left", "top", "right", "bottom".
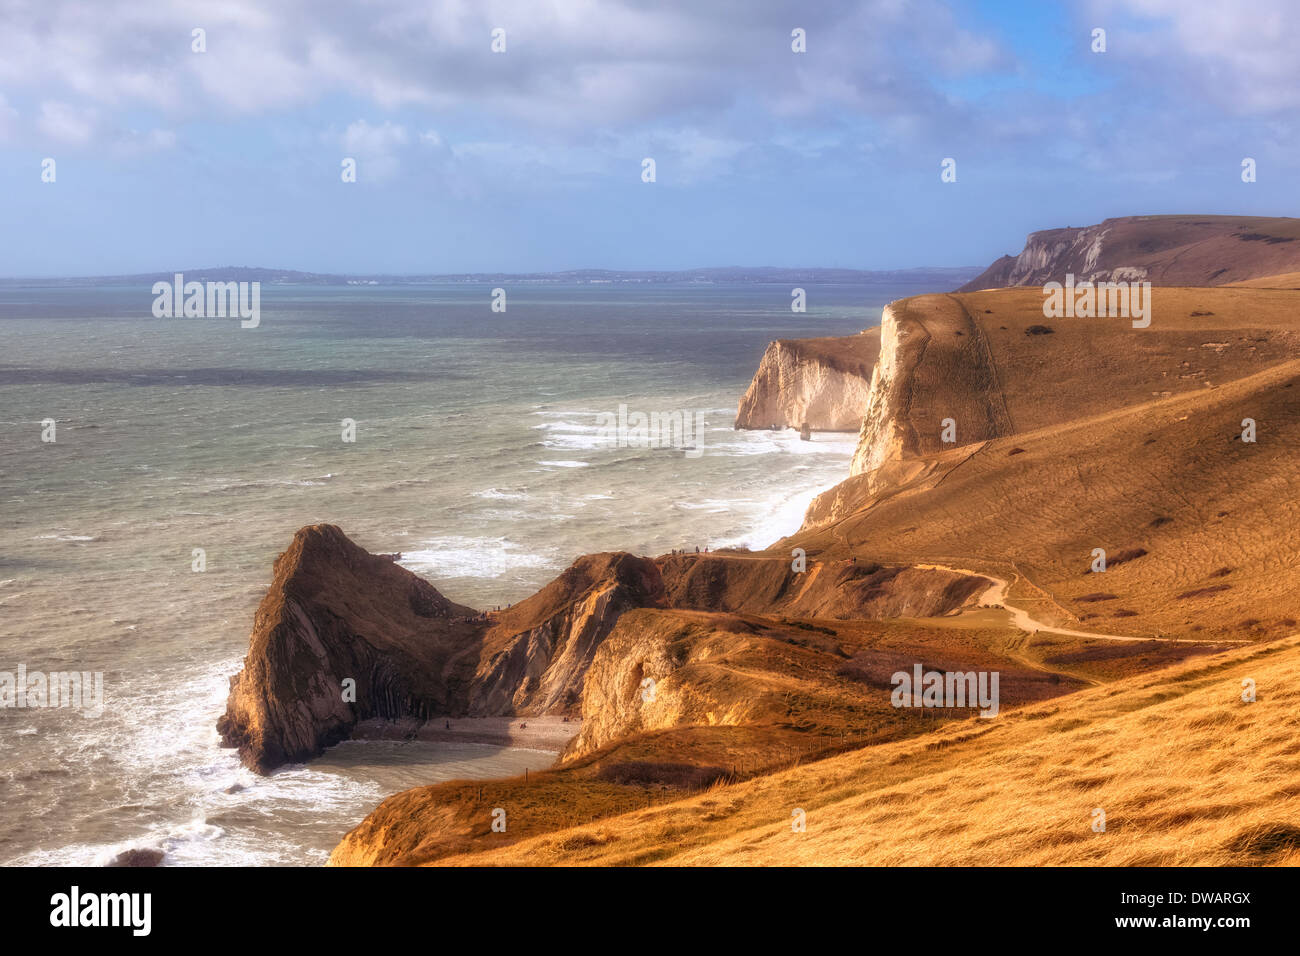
{"left": 1088, "top": 0, "right": 1300, "bottom": 114}
{"left": 336, "top": 119, "right": 410, "bottom": 181}
{"left": 0, "top": 0, "right": 1014, "bottom": 138}
{"left": 0, "top": 93, "right": 17, "bottom": 140}
{"left": 36, "top": 101, "right": 96, "bottom": 145}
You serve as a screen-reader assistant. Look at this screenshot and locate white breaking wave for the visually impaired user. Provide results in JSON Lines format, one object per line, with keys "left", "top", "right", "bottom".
{"left": 400, "top": 536, "right": 558, "bottom": 579}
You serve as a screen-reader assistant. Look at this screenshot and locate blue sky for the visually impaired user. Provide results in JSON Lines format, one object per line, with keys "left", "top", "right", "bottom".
{"left": 1, "top": 0, "right": 1297, "bottom": 276}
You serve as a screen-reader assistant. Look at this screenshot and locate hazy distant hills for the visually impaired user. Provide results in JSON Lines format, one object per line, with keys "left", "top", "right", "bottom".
{"left": 0, "top": 265, "right": 982, "bottom": 288}
{"left": 958, "top": 214, "right": 1300, "bottom": 291}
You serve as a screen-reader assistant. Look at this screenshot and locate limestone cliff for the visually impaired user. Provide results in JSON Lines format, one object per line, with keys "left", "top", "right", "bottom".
{"left": 848, "top": 295, "right": 1012, "bottom": 480}
{"left": 467, "top": 552, "right": 662, "bottom": 714}
{"left": 216, "top": 524, "right": 481, "bottom": 774}
{"left": 221, "top": 524, "right": 990, "bottom": 773}
{"left": 957, "top": 214, "right": 1300, "bottom": 291}
{"left": 734, "top": 331, "right": 879, "bottom": 431}
{"left": 564, "top": 559, "right": 992, "bottom": 762}
{"left": 560, "top": 609, "right": 769, "bottom": 762}
{"left": 218, "top": 526, "right": 662, "bottom": 773}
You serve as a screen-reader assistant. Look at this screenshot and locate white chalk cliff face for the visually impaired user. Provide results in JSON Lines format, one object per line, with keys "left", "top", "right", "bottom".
{"left": 849, "top": 292, "right": 1015, "bottom": 482}
{"left": 734, "top": 331, "right": 879, "bottom": 431}
{"left": 849, "top": 304, "right": 909, "bottom": 477}
{"left": 958, "top": 223, "right": 1149, "bottom": 290}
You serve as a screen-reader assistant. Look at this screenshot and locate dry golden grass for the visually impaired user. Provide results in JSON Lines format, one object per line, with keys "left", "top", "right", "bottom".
{"left": 331, "top": 610, "right": 1111, "bottom": 865}
{"left": 797, "top": 287, "right": 1300, "bottom": 642}
{"left": 432, "top": 635, "right": 1300, "bottom": 866}
{"left": 1227, "top": 271, "right": 1300, "bottom": 289}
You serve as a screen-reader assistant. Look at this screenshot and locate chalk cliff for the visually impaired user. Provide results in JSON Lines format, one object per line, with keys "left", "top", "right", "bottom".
{"left": 734, "top": 331, "right": 879, "bottom": 431}
{"left": 848, "top": 295, "right": 1011, "bottom": 480}
{"left": 958, "top": 215, "right": 1300, "bottom": 291}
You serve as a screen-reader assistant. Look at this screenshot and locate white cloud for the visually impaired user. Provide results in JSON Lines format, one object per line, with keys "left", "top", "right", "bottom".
{"left": 0, "top": 93, "right": 17, "bottom": 140}
{"left": 0, "top": 0, "right": 1015, "bottom": 138}
{"left": 338, "top": 119, "right": 410, "bottom": 181}
{"left": 1089, "top": 0, "right": 1300, "bottom": 113}
{"left": 36, "top": 101, "right": 96, "bottom": 144}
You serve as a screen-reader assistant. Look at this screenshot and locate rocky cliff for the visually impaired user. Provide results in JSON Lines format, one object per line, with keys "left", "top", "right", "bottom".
{"left": 217, "top": 526, "right": 663, "bottom": 773}
{"left": 565, "top": 559, "right": 992, "bottom": 761}
{"left": 466, "top": 552, "right": 662, "bottom": 714}
{"left": 734, "top": 330, "right": 880, "bottom": 431}
{"left": 848, "top": 295, "right": 1011, "bottom": 480}
{"left": 216, "top": 524, "right": 482, "bottom": 773}
{"left": 221, "top": 524, "right": 992, "bottom": 773}
{"left": 958, "top": 215, "right": 1300, "bottom": 291}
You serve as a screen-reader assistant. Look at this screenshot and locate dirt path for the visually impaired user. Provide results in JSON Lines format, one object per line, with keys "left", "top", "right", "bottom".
{"left": 914, "top": 563, "right": 1249, "bottom": 645}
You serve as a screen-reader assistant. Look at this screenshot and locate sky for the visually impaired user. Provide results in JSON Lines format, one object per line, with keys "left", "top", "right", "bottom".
{"left": 1, "top": 0, "right": 1298, "bottom": 276}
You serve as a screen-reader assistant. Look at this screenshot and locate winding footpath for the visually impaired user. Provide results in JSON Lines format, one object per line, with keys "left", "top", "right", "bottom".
{"left": 915, "top": 563, "right": 1250, "bottom": 645}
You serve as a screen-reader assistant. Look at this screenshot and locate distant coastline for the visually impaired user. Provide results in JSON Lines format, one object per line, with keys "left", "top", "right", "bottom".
{"left": 0, "top": 265, "right": 982, "bottom": 288}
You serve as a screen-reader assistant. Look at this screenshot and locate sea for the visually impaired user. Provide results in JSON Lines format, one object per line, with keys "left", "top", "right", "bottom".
{"left": 0, "top": 279, "right": 916, "bottom": 865}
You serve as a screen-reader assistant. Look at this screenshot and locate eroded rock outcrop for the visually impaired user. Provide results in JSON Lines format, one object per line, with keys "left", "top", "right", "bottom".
{"left": 468, "top": 552, "right": 662, "bottom": 714}
{"left": 562, "top": 560, "right": 991, "bottom": 763}
{"left": 218, "top": 526, "right": 664, "bottom": 773}
{"left": 221, "top": 523, "right": 989, "bottom": 774}
{"left": 657, "top": 552, "right": 988, "bottom": 620}
{"left": 216, "top": 524, "right": 482, "bottom": 773}
{"left": 734, "top": 331, "right": 880, "bottom": 431}
{"left": 560, "top": 609, "right": 771, "bottom": 762}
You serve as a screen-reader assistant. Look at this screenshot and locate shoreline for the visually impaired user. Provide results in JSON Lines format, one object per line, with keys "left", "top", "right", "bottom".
{"left": 345, "top": 435, "right": 858, "bottom": 761}
{"left": 349, "top": 714, "right": 580, "bottom": 754}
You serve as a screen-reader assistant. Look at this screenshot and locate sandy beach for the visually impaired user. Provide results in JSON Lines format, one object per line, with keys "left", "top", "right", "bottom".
{"left": 350, "top": 715, "right": 581, "bottom": 753}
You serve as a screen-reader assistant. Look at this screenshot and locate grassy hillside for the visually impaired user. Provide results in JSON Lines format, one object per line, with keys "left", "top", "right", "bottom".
{"left": 801, "top": 287, "right": 1300, "bottom": 642}
{"left": 330, "top": 281, "right": 1300, "bottom": 868}
{"left": 431, "top": 636, "right": 1300, "bottom": 866}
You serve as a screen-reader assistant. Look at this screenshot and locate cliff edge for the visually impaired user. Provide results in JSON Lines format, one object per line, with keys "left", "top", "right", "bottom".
{"left": 216, "top": 524, "right": 481, "bottom": 773}
{"left": 957, "top": 215, "right": 1300, "bottom": 292}
{"left": 734, "top": 330, "right": 880, "bottom": 431}
{"left": 217, "top": 525, "right": 664, "bottom": 773}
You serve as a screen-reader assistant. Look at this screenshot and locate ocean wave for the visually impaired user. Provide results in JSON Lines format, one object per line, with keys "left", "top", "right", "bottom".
{"left": 400, "top": 536, "right": 558, "bottom": 579}
{"left": 472, "top": 487, "right": 530, "bottom": 501}
{"left": 203, "top": 477, "right": 331, "bottom": 493}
